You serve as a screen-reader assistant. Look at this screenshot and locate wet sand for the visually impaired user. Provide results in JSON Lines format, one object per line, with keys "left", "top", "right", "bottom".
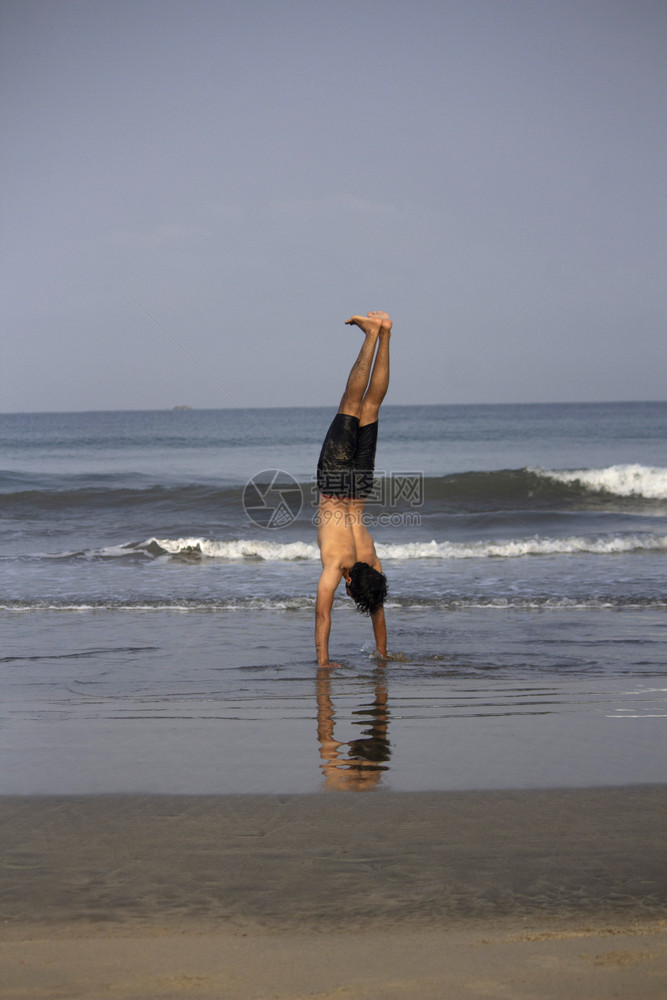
{"left": 1, "top": 788, "right": 666, "bottom": 998}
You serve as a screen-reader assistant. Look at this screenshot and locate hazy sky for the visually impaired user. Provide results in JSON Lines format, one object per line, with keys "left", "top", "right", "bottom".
{"left": 2, "top": 0, "right": 665, "bottom": 412}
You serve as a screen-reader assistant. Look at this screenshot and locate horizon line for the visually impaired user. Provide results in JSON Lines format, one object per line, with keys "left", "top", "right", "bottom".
{"left": 0, "top": 398, "right": 665, "bottom": 417}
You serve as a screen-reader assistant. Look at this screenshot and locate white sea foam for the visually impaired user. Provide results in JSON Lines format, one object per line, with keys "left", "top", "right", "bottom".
{"left": 535, "top": 464, "right": 667, "bottom": 499}
{"left": 148, "top": 536, "right": 318, "bottom": 561}
{"left": 3, "top": 595, "right": 665, "bottom": 611}
{"left": 134, "top": 532, "right": 667, "bottom": 562}
{"left": 376, "top": 534, "right": 667, "bottom": 559}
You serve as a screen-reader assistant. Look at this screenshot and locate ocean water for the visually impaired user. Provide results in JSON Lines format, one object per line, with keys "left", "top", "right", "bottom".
{"left": 1, "top": 402, "right": 665, "bottom": 794}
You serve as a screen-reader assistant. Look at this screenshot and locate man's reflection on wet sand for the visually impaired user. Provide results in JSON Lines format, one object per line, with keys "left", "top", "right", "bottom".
{"left": 316, "top": 665, "right": 391, "bottom": 791}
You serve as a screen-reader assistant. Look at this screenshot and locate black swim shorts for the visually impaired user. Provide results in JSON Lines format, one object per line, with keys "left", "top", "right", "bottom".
{"left": 316, "top": 413, "right": 378, "bottom": 499}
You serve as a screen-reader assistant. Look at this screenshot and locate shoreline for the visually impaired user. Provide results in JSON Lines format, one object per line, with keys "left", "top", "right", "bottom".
{"left": 2, "top": 787, "right": 665, "bottom": 999}
{"left": 2, "top": 786, "right": 665, "bottom": 929}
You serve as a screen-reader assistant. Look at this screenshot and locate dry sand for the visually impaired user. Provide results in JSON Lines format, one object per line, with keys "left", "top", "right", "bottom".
{"left": 1, "top": 788, "right": 666, "bottom": 999}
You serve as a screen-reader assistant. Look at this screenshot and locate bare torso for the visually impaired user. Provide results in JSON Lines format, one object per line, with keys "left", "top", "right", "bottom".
{"left": 316, "top": 495, "right": 380, "bottom": 578}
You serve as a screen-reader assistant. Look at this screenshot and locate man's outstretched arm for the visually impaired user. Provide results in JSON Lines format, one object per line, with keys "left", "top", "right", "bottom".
{"left": 315, "top": 566, "right": 342, "bottom": 666}
{"left": 371, "top": 605, "right": 387, "bottom": 659}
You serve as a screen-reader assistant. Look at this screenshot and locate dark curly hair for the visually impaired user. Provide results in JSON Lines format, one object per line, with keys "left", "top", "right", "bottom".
{"left": 346, "top": 561, "right": 387, "bottom": 616}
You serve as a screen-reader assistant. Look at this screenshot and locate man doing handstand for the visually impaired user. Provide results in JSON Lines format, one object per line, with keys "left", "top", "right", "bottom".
{"left": 315, "top": 310, "right": 392, "bottom": 667}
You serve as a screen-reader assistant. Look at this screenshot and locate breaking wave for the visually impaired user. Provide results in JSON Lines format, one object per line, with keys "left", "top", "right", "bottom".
{"left": 41, "top": 531, "right": 667, "bottom": 563}
{"left": 2, "top": 465, "right": 666, "bottom": 514}
{"left": 537, "top": 464, "right": 667, "bottom": 500}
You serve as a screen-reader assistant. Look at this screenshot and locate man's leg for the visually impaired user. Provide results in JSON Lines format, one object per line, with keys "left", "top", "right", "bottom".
{"left": 351, "top": 313, "right": 391, "bottom": 501}
{"left": 317, "top": 312, "right": 390, "bottom": 498}
{"left": 337, "top": 313, "right": 387, "bottom": 418}
{"left": 360, "top": 320, "right": 391, "bottom": 426}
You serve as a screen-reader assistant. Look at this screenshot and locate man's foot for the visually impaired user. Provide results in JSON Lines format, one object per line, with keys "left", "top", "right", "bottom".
{"left": 345, "top": 311, "right": 392, "bottom": 336}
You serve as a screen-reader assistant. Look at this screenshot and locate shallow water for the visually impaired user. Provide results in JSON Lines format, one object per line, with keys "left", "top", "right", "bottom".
{"left": 2, "top": 606, "right": 665, "bottom": 794}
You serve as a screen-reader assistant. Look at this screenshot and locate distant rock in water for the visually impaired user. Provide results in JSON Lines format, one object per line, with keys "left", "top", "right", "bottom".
{"left": 172, "top": 404, "right": 192, "bottom": 410}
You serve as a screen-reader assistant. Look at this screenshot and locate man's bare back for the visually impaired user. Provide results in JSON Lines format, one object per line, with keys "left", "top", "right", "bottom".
{"left": 317, "top": 497, "right": 380, "bottom": 576}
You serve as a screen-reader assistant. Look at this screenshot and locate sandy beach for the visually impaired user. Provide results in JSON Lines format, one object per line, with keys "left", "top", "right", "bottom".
{"left": 2, "top": 787, "right": 665, "bottom": 998}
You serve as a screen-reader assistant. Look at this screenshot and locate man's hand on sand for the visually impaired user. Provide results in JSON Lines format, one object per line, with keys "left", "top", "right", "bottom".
{"left": 345, "top": 311, "right": 392, "bottom": 335}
